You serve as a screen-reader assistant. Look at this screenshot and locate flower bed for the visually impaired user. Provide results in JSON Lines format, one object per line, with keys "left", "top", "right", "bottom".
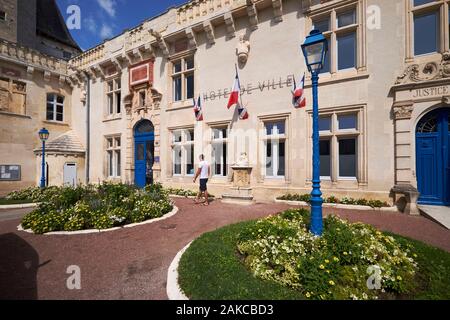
{"left": 277, "top": 194, "right": 390, "bottom": 208}
{"left": 12, "top": 183, "right": 173, "bottom": 234}
{"left": 237, "top": 209, "right": 417, "bottom": 300}
{"left": 178, "top": 209, "right": 450, "bottom": 300}
{"left": 166, "top": 187, "right": 215, "bottom": 198}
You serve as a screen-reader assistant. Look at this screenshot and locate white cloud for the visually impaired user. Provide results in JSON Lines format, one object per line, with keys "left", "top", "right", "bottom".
{"left": 84, "top": 16, "right": 97, "bottom": 33}
{"left": 100, "top": 24, "right": 114, "bottom": 40}
{"left": 96, "top": 0, "right": 116, "bottom": 17}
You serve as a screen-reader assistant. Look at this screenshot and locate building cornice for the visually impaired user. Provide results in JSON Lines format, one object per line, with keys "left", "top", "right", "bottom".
{"left": 0, "top": 39, "right": 69, "bottom": 81}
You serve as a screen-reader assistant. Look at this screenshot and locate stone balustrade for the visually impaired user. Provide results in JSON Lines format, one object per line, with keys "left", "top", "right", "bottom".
{"left": 0, "top": 38, "right": 68, "bottom": 75}
{"left": 69, "top": 45, "right": 105, "bottom": 70}
{"left": 176, "top": 0, "right": 246, "bottom": 25}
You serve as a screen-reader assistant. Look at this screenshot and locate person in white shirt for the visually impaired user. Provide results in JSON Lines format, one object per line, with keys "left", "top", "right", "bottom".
{"left": 193, "top": 154, "right": 211, "bottom": 206}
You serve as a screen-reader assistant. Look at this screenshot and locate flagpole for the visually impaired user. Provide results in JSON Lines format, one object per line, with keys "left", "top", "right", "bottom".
{"left": 235, "top": 64, "right": 244, "bottom": 109}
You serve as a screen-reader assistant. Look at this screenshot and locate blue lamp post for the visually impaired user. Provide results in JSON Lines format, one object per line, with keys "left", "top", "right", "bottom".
{"left": 301, "top": 30, "right": 328, "bottom": 236}
{"left": 38, "top": 128, "right": 49, "bottom": 188}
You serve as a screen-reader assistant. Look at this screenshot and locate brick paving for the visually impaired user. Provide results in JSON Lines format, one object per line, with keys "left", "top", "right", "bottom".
{"left": 0, "top": 198, "right": 449, "bottom": 300}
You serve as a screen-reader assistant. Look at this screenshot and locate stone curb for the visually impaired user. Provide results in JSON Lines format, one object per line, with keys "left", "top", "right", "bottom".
{"left": 166, "top": 241, "right": 192, "bottom": 300}
{"left": 274, "top": 199, "right": 399, "bottom": 212}
{"left": 0, "top": 203, "right": 38, "bottom": 210}
{"left": 17, "top": 205, "right": 179, "bottom": 236}
{"left": 169, "top": 195, "right": 216, "bottom": 199}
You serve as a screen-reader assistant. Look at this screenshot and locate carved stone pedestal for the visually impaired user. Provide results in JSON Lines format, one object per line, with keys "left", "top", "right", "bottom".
{"left": 222, "top": 166, "right": 254, "bottom": 205}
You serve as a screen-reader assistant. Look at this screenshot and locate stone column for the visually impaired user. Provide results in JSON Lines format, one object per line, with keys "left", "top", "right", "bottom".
{"left": 393, "top": 102, "right": 414, "bottom": 185}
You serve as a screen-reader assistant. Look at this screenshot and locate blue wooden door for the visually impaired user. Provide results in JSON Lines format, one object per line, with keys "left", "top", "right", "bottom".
{"left": 134, "top": 120, "right": 155, "bottom": 188}
{"left": 135, "top": 142, "right": 147, "bottom": 188}
{"left": 416, "top": 108, "right": 449, "bottom": 205}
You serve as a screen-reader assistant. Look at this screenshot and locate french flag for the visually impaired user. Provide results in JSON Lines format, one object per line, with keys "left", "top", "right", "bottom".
{"left": 227, "top": 69, "right": 241, "bottom": 109}
{"left": 292, "top": 74, "right": 306, "bottom": 109}
{"left": 238, "top": 107, "right": 248, "bottom": 120}
{"left": 193, "top": 96, "right": 203, "bottom": 121}
{"left": 227, "top": 67, "right": 249, "bottom": 120}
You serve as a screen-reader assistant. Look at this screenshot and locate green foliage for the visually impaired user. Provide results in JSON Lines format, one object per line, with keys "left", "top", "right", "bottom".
{"left": 179, "top": 217, "right": 450, "bottom": 300}
{"left": 18, "top": 182, "right": 173, "bottom": 234}
{"left": 277, "top": 194, "right": 389, "bottom": 208}
{"left": 237, "top": 209, "right": 418, "bottom": 300}
{"left": 165, "top": 187, "right": 215, "bottom": 198}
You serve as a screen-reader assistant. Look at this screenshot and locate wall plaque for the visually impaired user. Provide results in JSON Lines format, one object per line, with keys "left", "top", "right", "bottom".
{"left": 0, "top": 165, "right": 21, "bottom": 181}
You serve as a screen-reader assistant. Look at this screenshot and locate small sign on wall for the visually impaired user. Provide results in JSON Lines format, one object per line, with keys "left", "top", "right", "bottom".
{"left": 0, "top": 165, "right": 21, "bottom": 181}
{"left": 129, "top": 60, "right": 154, "bottom": 87}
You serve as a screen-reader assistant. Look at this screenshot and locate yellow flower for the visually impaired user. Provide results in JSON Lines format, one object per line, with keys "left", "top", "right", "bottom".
{"left": 413, "top": 254, "right": 418, "bottom": 258}
{"left": 319, "top": 264, "right": 325, "bottom": 270}
{"left": 325, "top": 259, "right": 330, "bottom": 264}
{"left": 326, "top": 270, "right": 330, "bottom": 274}
{"left": 333, "top": 257, "right": 339, "bottom": 262}
{"left": 397, "top": 276, "right": 402, "bottom": 281}
{"left": 306, "top": 292, "right": 311, "bottom": 298}
{"left": 329, "top": 280, "right": 335, "bottom": 286}
{"left": 343, "top": 252, "right": 348, "bottom": 256}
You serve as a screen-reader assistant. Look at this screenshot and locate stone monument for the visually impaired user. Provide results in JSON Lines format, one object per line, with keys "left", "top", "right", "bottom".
{"left": 222, "top": 152, "right": 254, "bottom": 205}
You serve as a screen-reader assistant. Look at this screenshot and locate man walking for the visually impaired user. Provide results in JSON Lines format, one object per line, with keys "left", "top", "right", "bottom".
{"left": 193, "top": 154, "right": 210, "bottom": 206}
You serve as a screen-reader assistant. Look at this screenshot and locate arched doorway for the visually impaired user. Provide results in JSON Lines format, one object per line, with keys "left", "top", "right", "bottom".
{"left": 134, "top": 120, "right": 155, "bottom": 188}
{"left": 416, "top": 107, "right": 449, "bottom": 205}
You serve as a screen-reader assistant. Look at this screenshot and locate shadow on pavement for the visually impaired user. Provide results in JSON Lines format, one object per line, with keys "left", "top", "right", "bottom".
{"left": 0, "top": 233, "right": 40, "bottom": 300}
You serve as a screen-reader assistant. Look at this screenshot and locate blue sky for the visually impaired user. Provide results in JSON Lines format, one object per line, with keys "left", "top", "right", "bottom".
{"left": 56, "top": 0, "right": 187, "bottom": 50}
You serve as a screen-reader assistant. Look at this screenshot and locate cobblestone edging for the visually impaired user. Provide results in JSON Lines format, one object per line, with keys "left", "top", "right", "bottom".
{"left": 274, "top": 199, "right": 399, "bottom": 212}
{"left": 17, "top": 205, "right": 179, "bottom": 236}
{"left": 0, "top": 203, "right": 38, "bottom": 210}
{"left": 166, "top": 241, "right": 192, "bottom": 300}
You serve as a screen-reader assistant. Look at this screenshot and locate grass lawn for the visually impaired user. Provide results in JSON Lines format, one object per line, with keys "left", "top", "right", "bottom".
{"left": 178, "top": 220, "right": 450, "bottom": 300}
{"left": 0, "top": 198, "right": 34, "bottom": 205}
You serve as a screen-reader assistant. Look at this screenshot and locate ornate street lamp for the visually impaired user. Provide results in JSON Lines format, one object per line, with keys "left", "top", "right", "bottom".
{"left": 301, "top": 30, "right": 328, "bottom": 236}
{"left": 38, "top": 128, "right": 49, "bottom": 188}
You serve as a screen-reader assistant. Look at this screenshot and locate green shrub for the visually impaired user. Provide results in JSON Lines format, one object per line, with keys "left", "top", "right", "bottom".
{"left": 19, "top": 182, "right": 173, "bottom": 234}
{"left": 326, "top": 196, "right": 339, "bottom": 204}
{"left": 237, "top": 209, "right": 418, "bottom": 300}
{"left": 277, "top": 194, "right": 390, "bottom": 208}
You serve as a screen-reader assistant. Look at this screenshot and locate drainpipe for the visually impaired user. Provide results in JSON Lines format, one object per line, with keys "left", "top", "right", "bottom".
{"left": 84, "top": 72, "right": 91, "bottom": 184}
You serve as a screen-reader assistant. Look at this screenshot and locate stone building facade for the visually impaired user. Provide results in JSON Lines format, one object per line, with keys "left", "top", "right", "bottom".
{"left": 0, "top": 0, "right": 80, "bottom": 194}
{"left": 0, "top": 0, "right": 449, "bottom": 210}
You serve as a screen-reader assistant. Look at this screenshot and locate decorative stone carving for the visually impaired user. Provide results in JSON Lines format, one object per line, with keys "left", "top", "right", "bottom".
{"left": 234, "top": 152, "right": 250, "bottom": 167}
{"left": 272, "top": 0, "right": 283, "bottom": 22}
{"left": 0, "top": 78, "right": 26, "bottom": 114}
{"left": 396, "top": 52, "right": 450, "bottom": 84}
{"left": 203, "top": 21, "right": 215, "bottom": 45}
{"left": 393, "top": 104, "right": 414, "bottom": 120}
{"left": 149, "top": 29, "right": 169, "bottom": 56}
{"left": 224, "top": 12, "right": 236, "bottom": 38}
{"left": 246, "top": 0, "right": 258, "bottom": 30}
{"left": 185, "top": 27, "right": 197, "bottom": 48}
{"left": 236, "top": 35, "right": 250, "bottom": 65}
{"left": 443, "top": 96, "right": 450, "bottom": 105}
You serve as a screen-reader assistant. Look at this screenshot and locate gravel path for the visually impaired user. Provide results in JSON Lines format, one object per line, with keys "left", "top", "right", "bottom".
{"left": 0, "top": 198, "right": 449, "bottom": 300}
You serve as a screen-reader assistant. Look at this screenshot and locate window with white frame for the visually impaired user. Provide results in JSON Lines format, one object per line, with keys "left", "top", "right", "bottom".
{"left": 106, "top": 78, "right": 121, "bottom": 116}
{"left": 106, "top": 136, "right": 121, "bottom": 178}
{"left": 172, "top": 129, "right": 195, "bottom": 176}
{"left": 263, "top": 120, "right": 286, "bottom": 178}
{"left": 311, "top": 4, "right": 360, "bottom": 74}
{"left": 211, "top": 126, "right": 228, "bottom": 177}
{"left": 318, "top": 111, "right": 360, "bottom": 181}
{"left": 171, "top": 56, "right": 194, "bottom": 102}
{"left": 46, "top": 93, "right": 64, "bottom": 122}
{"left": 410, "top": 0, "right": 450, "bottom": 56}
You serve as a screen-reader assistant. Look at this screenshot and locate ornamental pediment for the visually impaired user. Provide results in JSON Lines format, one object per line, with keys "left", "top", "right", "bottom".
{"left": 396, "top": 53, "right": 450, "bottom": 85}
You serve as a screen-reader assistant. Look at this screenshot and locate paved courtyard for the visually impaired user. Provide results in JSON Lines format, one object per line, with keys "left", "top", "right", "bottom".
{"left": 0, "top": 198, "right": 449, "bottom": 300}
